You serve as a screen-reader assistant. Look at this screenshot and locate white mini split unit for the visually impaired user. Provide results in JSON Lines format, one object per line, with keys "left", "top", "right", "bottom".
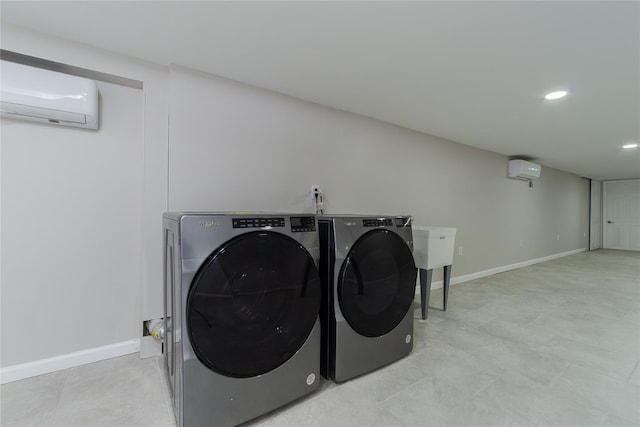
{"left": 0, "top": 60, "right": 99, "bottom": 130}
{"left": 508, "top": 159, "right": 542, "bottom": 180}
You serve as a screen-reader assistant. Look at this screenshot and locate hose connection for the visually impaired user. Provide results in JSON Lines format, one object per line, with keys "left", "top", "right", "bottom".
{"left": 145, "top": 319, "right": 165, "bottom": 342}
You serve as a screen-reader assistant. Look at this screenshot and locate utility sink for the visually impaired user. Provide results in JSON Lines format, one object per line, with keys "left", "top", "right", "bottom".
{"left": 412, "top": 226, "right": 456, "bottom": 270}
{"left": 412, "top": 226, "right": 456, "bottom": 320}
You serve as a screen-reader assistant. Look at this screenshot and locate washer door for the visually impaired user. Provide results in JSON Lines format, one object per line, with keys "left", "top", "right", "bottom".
{"left": 338, "top": 229, "right": 416, "bottom": 337}
{"left": 186, "top": 231, "right": 321, "bottom": 378}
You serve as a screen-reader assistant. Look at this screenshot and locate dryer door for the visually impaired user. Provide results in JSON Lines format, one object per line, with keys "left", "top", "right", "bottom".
{"left": 186, "top": 231, "right": 321, "bottom": 378}
{"left": 338, "top": 229, "right": 416, "bottom": 337}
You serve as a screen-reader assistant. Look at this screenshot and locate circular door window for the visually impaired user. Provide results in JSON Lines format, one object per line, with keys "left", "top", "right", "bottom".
{"left": 186, "top": 231, "right": 321, "bottom": 378}
{"left": 338, "top": 229, "right": 416, "bottom": 337}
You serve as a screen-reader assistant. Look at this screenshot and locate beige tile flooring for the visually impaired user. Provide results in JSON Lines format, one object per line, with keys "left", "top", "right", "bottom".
{"left": 2, "top": 249, "right": 639, "bottom": 427}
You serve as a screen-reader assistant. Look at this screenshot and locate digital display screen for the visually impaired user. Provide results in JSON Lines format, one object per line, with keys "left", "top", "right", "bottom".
{"left": 290, "top": 216, "right": 315, "bottom": 232}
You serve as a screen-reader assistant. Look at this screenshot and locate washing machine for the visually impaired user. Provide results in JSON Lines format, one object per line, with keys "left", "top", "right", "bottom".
{"left": 163, "top": 212, "right": 322, "bottom": 427}
{"left": 318, "top": 215, "right": 417, "bottom": 382}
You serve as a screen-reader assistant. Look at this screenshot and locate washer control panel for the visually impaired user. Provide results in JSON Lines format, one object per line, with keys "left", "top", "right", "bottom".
{"left": 363, "top": 218, "right": 393, "bottom": 227}
{"left": 232, "top": 217, "right": 285, "bottom": 228}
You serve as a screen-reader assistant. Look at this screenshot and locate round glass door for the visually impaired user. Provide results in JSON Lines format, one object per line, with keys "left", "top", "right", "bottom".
{"left": 186, "top": 231, "right": 321, "bottom": 378}
{"left": 338, "top": 229, "right": 416, "bottom": 337}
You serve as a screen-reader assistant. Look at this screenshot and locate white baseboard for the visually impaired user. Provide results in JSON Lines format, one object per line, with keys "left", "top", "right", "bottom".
{"left": 1, "top": 249, "right": 587, "bottom": 385}
{"left": 0, "top": 338, "right": 140, "bottom": 384}
{"left": 415, "top": 248, "right": 586, "bottom": 296}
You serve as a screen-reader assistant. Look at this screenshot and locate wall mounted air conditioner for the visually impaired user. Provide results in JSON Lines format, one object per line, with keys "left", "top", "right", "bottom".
{"left": 0, "top": 60, "right": 99, "bottom": 130}
{"left": 508, "top": 159, "right": 542, "bottom": 180}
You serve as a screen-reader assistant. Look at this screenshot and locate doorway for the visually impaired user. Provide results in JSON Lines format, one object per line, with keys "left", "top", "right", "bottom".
{"left": 603, "top": 179, "right": 640, "bottom": 251}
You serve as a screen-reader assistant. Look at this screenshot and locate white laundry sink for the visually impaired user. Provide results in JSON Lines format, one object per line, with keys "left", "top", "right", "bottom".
{"left": 412, "top": 226, "right": 456, "bottom": 270}
{"left": 412, "top": 226, "right": 457, "bottom": 319}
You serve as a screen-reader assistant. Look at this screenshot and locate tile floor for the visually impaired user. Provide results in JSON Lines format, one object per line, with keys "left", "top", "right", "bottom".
{"left": 2, "top": 249, "right": 639, "bottom": 427}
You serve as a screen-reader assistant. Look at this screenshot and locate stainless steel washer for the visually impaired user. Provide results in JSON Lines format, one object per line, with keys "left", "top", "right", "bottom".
{"left": 163, "top": 212, "right": 321, "bottom": 427}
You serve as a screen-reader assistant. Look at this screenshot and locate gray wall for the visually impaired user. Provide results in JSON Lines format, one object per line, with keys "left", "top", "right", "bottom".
{"left": 1, "top": 25, "right": 589, "bottom": 371}
{"left": 169, "top": 66, "right": 590, "bottom": 279}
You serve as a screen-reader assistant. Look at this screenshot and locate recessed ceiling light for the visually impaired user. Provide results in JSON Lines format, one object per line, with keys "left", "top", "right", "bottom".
{"left": 622, "top": 143, "right": 638, "bottom": 149}
{"left": 544, "top": 90, "right": 568, "bottom": 100}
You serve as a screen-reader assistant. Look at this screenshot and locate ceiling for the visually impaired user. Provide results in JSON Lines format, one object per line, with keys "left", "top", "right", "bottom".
{"left": 2, "top": 1, "right": 639, "bottom": 181}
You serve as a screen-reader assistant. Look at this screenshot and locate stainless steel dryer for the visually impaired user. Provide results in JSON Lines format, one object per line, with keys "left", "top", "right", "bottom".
{"left": 163, "top": 212, "right": 322, "bottom": 427}
{"left": 318, "top": 215, "right": 416, "bottom": 382}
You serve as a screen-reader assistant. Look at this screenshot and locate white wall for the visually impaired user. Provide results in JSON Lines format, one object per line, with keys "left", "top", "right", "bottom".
{"left": 1, "top": 25, "right": 169, "bottom": 373}
{"left": 1, "top": 81, "right": 143, "bottom": 366}
{"left": 169, "top": 66, "right": 590, "bottom": 279}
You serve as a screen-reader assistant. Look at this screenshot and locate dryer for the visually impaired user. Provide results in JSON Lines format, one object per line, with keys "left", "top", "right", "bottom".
{"left": 318, "top": 215, "right": 416, "bottom": 382}
{"left": 163, "top": 212, "right": 322, "bottom": 427}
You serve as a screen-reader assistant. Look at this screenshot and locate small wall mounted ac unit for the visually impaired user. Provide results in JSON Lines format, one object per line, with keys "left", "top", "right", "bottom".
{"left": 508, "top": 159, "right": 542, "bottom": 180}
{"left": 0, "top": 60, "right": 99, "bottom": 130}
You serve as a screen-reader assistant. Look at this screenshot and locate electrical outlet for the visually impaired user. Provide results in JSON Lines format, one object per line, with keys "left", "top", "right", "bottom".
{"left": 557, "top": 234, "right": 560, "bottom": 241}
{"left": 458, "top": 246, "right": 463, "bottom": 256}
{"left": 311, "top": 185, "right": 321, "bottom": 200}
{"left": 519, "top": 239, "right": 523, "bottom": 247}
